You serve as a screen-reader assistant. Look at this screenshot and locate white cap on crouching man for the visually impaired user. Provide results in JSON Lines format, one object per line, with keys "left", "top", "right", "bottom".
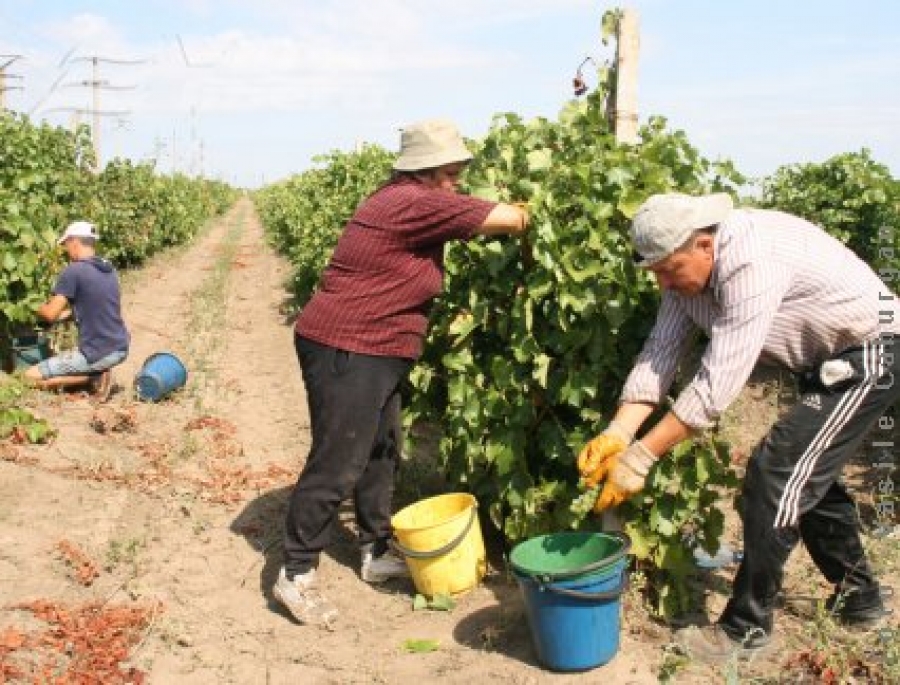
{"left": 57, "top": 220, "right": 99, "bottom": 245}
{"left": 392, "top": 118, "right": 473, "bottom": 172}
{"left": 630, "top": 193, "right": 734, "bottom": 267}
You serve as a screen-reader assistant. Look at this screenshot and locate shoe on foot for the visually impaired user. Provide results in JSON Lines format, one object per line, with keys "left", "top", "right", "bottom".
{"left": 90, "top": 370, "right": 113, "bottom": 403}
{"left": 272, "top": 567, "right": 338, "bottom": 628}
{"left": 826, "top": 584, "right": 892, "bottom": 628}
{"left": 360, "top": 542, "right": 410, "bottom": 583}
{"left": 675, "top": 624, "right": 774, "bottom": 664}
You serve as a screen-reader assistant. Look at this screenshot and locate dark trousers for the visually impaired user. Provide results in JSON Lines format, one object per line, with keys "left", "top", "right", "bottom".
{"left": 283, "top": 335, "right": 412, "bottom": 578}
{"left": 719, "top": 336, "right": 900, "bottom": 641}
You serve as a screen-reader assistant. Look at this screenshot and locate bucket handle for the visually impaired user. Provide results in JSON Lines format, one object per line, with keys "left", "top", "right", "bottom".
{"left": 392, "top": 504, "right": 477, "bottom": 560}
{"left": 538, "top": 568, "right": 629, "bottom": 601}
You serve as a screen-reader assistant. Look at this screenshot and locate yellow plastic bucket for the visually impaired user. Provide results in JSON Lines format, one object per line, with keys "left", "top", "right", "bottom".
{"left": 391, "top": 493, "right": 486, "bottom": 597}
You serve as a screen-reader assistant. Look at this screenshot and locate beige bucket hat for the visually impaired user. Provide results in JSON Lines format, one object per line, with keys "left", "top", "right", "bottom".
{"left": 393, "top": 118, "right": 473, "bottom": 172}
{"left": 630, "top": 192, "right": 734, "bottom": 266}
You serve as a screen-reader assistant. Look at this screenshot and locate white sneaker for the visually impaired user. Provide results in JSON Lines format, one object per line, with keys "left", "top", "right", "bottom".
{"left": 360, "top": 543, "right": 410, "bottom": 583}
{"left": 272, "top": 567, "right": 338, "bottom": 628}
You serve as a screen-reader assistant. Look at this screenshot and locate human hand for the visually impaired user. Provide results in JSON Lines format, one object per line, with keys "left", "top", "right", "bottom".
{"left": 576, "top": 420, "right": 632, "bottom": 486}
{"left": 510, "top": 202, "right": 530, "bottom": 236}
{"left": 594, "top": 440, "right": 657, "bottom": 511}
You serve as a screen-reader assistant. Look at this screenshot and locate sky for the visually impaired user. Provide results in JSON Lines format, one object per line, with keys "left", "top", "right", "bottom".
{"left": 2, "top": 1, "right": 898, "bottom": 189}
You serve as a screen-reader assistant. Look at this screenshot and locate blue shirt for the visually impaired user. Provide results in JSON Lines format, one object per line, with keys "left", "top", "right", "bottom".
{"left": 53, "top": 257, "right": 130, "bottom": 363}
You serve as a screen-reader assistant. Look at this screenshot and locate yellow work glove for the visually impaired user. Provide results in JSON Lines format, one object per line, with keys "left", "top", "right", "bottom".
{"left": 576, "top": 421, "right": 633, "bottom": 487}
{"left": 594, "top": 440, "right": 658, "bottom": 512}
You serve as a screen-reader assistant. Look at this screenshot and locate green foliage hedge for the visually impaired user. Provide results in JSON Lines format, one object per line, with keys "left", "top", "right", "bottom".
{"left": 759, "top": 149, "right": 900, "bottom": 273}
{"left": 83, "top": 159, "right": 236, "bottom": 267}
{"left": 0, "top": 115, "right": 92, "bottom": 330}
{"left": 0, "top": 112, "right": 236, "bottom": 338}
{"left": 411, "top": 94, "right": 744, "bottom": 617}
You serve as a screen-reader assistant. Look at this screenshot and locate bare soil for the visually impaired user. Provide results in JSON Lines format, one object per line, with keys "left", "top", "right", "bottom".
{"left": 0, "top": 199, "right": 896, "bottom": 684}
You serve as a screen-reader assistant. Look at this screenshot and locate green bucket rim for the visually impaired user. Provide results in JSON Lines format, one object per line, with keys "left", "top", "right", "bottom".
{"left": 509, "top": 531, "right": 630, "bottom": 582}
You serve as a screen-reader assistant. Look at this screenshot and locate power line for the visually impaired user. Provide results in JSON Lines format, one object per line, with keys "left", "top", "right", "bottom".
{"left": 70, "top": 56, "right": 148, "bottom": 67}
{"left": 176, "top": 35, "right": 213, "bottom": 68}
{"left": 28, "top": 69, "right": 70, "bottom": 116}
{"left": 0, "top": 54, "right": 23, "bottom": 110}
{"left": 44, "top": 106, "right": 130, "bottom": 116}
{"left": 58, "top": 45, "right": 78, "bottom": 68}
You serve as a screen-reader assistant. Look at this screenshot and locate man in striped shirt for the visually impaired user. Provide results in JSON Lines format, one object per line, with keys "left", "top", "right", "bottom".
{"left": 578, "top": 192, "right": 898, "bottom": 661}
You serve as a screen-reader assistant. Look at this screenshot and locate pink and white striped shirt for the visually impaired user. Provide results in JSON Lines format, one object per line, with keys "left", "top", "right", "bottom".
{"left": 621, "top": 208, "right": 900, "bottom": 429}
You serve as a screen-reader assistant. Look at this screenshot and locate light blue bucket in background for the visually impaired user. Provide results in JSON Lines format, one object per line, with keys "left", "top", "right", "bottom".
{"left": 134, "top": 352, "right": 188, "bottom": 402}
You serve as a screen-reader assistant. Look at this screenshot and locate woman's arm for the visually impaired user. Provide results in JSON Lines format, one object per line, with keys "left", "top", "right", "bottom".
{"left": 472, "top": 203, "right": 529, "bottom": 237}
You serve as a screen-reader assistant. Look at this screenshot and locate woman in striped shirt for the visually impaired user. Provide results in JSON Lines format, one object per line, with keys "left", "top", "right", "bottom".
{"left": 273, "top": 119, "right": 529, "bottom": 628}
{"left": 579, "top": 192, "right": 898, "bottom": 662}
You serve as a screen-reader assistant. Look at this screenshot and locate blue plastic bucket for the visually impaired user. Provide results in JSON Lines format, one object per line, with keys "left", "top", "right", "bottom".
{"left": 11, "top": 334, "right": 52, "bottom": 370}
{"left": 510, "top": 531, "right": 630, "bottom": 672}
{"left": 134, "top": 352, "right": 188, "bottom": 402}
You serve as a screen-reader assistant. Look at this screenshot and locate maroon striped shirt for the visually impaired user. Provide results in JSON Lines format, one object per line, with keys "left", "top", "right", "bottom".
{"left": 295, "top": 177, "right": 495, "bottom": 359}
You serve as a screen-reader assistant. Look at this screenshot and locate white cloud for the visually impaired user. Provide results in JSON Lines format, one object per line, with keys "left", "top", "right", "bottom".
{"left": 14, "top": 1, "right": 587, "bottom": 142}
{"left": 42, "top": 13, "right": 131, "bottom": 59}
{"left": 6, "top": 0, "right": 898, "bottom": 185}
{"left": 113, "top": 21, "right": 515, "bottom": 116}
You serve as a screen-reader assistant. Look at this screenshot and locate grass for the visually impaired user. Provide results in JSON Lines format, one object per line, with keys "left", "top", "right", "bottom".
{"left": 179, "top": 205, "right": 247, "bottom": 411}
{"left": 153, "top": 204, "right": 247, "bottom": 477}
{"left": 781, "top": 599, "right": 897, "bottom": 683}
{"left": 105, "top": 536, "right": 146, "bottom": 573}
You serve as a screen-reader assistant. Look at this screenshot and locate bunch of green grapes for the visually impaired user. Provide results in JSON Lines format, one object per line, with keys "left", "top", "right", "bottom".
{"left": 570, "top": 482, "right": 600, "bottom": 517}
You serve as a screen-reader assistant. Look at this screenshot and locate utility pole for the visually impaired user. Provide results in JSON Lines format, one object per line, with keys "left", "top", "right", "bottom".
{"left": 171, "top": 127, "right": 177, "bottom": 174}
{"left": 91, "top": 57, "right": 100, "bottom": 157}
{"left": 190, "top": 106, "right": 200, "bottom": 176}
{"left": 150, "top": 136, "right": 166, "bottom": 169}
{"left": 612, "top": 9, "right": 640, "bottom": 144}
{"left": 66, "top": 55, "right": 144, "bottom": 170}
{"left": 0, "top": 55, "right": 24, "bottom": 111}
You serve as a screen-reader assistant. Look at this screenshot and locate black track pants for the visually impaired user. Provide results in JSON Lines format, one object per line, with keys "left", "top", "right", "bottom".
{"left": 283, "top": 336, "right": 412, "bottom": 578}
{"left": 719, "top": 336, "right": 900, "bottom": 640}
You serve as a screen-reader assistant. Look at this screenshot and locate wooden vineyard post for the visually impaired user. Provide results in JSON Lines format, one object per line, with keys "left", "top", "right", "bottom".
{"left": 613, "top": 8, "right": 640, "bottom": 144}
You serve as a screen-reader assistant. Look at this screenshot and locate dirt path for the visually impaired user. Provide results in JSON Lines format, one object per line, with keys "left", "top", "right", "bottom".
{"left": 0, "top": 200, "right": 663, "bottom": 684}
